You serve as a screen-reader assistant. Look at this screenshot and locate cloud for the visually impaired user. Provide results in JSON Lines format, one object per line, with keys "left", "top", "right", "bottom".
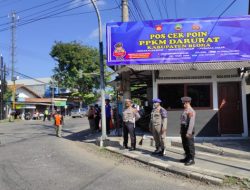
{"left": 88, "top": 24, "right": 106, "bottom": 39}
{"left": 69, "top": 0, "right": 106, "bottom": 8}
{"left": 88, "top": 20, "right": 114, "bottom": 39}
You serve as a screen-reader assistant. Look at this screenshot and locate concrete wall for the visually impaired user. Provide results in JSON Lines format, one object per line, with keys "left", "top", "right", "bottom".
{"left": 155, "top": 69, "right": 248, "bottom": 137}
{"left": 16, "top": 88, "right": 37, "bottom": 98}
{"left": 167, "top": 110, "right": 219, "bottom": 137}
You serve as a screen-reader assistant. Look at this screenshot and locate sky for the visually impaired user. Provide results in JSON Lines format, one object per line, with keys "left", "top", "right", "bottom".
{"left": 0, "top": 0, "right": 248, "bottom": 80}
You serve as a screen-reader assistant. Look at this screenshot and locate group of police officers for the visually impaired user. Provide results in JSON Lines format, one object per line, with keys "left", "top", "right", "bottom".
{"left": 122, "top": 96, "right": 196, "bottom": 166}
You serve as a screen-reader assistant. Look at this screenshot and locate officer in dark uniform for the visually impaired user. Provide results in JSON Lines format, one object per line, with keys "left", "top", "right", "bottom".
{"left": 179, "top": 96, "right": 196, "bottom": 166}
{"left": 149, "top": 98, "right": 168, "bottom": 156}
{"left": 123, "top": 99, "right": 140, "bottom": 151}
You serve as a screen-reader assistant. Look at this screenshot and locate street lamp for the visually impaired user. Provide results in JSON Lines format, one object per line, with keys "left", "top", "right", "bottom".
{"left": 90, "top": 0, "right": 107, "bottom": 146}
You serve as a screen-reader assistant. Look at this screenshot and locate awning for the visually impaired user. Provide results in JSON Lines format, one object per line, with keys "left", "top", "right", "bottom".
{"left": 124, "top": 61, "right": 250, "bottom": 71}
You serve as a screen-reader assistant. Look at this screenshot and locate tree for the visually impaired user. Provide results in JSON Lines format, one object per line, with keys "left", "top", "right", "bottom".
{"left": 50, "top": 41, "right": 110, "bottom": 103}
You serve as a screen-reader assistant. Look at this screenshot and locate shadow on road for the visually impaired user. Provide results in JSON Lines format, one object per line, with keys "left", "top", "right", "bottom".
{"left": 64, "top": 129, "right": 99, "bottom": 142}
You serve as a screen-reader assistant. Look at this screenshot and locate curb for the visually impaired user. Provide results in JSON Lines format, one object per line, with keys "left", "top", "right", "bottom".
{"left": 171, "top": 141, "right": 250, "bottom": 160}
{"left": 105, "top": 146, "right": 224, "bottom": 185}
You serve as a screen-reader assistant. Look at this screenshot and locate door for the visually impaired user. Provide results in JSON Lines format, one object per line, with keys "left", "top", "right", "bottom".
{"left": 218, "top": 82, "right": 243, "bottom": 134}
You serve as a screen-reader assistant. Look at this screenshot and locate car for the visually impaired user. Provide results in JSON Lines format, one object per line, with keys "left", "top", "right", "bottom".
{"left": 71, "top": 108, "right": 87, "bottom": 118}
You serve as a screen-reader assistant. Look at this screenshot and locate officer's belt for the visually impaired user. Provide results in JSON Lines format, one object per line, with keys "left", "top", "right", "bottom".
{"left": 124, "top": 121, "right": 135, "bottom": 124}
{"left": 181, "top": 124, "right": 188, "bottom": 128}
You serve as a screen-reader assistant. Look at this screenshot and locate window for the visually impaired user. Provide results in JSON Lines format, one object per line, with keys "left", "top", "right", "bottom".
{"left": 159, "top": 83, "right": 212, "bottom": 109}
{"left": 187, "top": 85, "right": 211, "bottom": 107}
{"left": 159, "top": 84, "right": 184, "bottom": 109}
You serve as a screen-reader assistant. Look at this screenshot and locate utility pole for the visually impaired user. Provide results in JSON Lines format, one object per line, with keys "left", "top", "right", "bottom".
{"left": 249, "top": 0, "right": 250, "bottom": 14}
{"left": 90, "top": 0, "right": 107, "bottom": 146}
{"left": 51, "top": 79, "right": 55, "bottom": 115}
{"left": 10, "top": 11, "right": 18, "bottom": 115}
{"left": 3, "top": 63, "right": 6, "bottom": 119}
{"left": 121, "top": 0, "right": 131, "bottom": 100}
{"left": 0, "top": 55, "right": 3, "bottom": 120}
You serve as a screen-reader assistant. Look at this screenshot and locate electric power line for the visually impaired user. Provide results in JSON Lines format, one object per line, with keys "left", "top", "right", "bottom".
{"left": 174, "top": 0, "right": 178, "bottom": 18}
{"left": 207, "top": 0, "right": 227, "bottom": 17}
{"left": 163, "top": 0, "right": 169, "bottom": 18}
{"left": 0, "top": 0, "right": 83, "bottom": 27}
{"left": 155, "top": 0, "right": 163, "bottom": 19}
{"left": 136, "top": 0, "right": 146, "bottom": 20}
{"left": 0, "top": 1, "right": 93, "bottom": 33}
{"left": 145, "top": 0, "right": 154, "bottom": 20}
{"left": 41, "top": 6, "right": 120, "bottom": 19}
{"left": 17, "top": 0, "right": 61, "bottom": 14}
{"left": 192, "top": 0, "right": 237, "bottom": 64}
{"left": 127, "top": 1, "right": 137, "bottom": 21}
{"left": 131, "top": 0, "right": 144, "bottom": 21}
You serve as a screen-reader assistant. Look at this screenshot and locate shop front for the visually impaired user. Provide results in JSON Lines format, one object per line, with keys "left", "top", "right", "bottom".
{"left": 156, "top": 69, "right": 246, "bottom": 137}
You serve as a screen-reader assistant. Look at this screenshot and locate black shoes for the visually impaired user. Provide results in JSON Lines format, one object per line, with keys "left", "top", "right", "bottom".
{"left": 184, "top": 159, "right": 195, "bottom": 166}
{"left": 180, "top": 157, "right": 195, "bottom": 165}
{"left": 129, "top": 147, "right": 136, "bottom": 151}
{"left": 152, "top": 149, "right": 161, "bottom": 155}
{"left": 179, "top": 157, "right": 189, "bottom": 163}
{"left": 124, "top": 144, "right": 135, "bottom": 151}
{"left": 152, "top": 149, "right": 165, "bottom": 156}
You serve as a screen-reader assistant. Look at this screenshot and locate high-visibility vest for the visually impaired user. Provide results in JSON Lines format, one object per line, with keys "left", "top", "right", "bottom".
{"left": 54, "top": 114, "right": 62, "bottom": 126}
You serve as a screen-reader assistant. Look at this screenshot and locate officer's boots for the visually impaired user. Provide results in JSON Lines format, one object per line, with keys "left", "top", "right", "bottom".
{"left": 179, "top": 157, "right": 189, "bottom": 163}
{"left": 152, "top": 148, "right": 162, "bottom": 155}
{"left": 159, "top": 148, "right": 166, "bottom": 156}
{"left": 123, "top": 143, "right": 128, "bottom": 149}
{"left": 152, "top": 147, "right": 160, "bottom": 155}
{"left": 129, "top": 143, "right": 136, "bottom": 151}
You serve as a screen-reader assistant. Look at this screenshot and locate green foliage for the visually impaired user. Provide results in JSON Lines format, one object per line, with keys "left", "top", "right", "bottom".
{"left": 71, "top": 91, "right": 99, "bottom": 105}
{"left": 4, "top": 87, "right": 12, "bottom": 102}
{"left": 50, "top": 41, "right": 109, "bottom": 103}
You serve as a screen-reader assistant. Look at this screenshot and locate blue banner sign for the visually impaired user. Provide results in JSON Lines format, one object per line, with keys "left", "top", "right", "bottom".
{"left": 106, "top": 16, "right": 250, "bottom": 66}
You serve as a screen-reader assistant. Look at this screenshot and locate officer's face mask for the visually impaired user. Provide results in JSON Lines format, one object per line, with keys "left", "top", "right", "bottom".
{"left": 153, "top": 103, "right": 159, "bottom": 108}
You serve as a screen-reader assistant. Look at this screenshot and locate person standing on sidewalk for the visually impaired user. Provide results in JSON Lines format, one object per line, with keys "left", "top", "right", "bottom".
{"left": 87, "top": 105, "right": 95, "bottom": 131}
{"left": 43, "top": 108, "right": 49, "bottom": 121}
{"left": 123, "top": 99, "right": 140, "bottom": 151}
{"left": 54, "top": 111, "right": 64, "bottom": 138}
{"left": 149, "top": 98, "right": 168, "bottom": 156}
{"left": 180, "top": 96, "right": 196, "bottom": 166}
{"left": 105, "top": 99, "right": 112, "bottom": 135}
{"left": 94, "top": 104, "right": 101, "bottom": 132}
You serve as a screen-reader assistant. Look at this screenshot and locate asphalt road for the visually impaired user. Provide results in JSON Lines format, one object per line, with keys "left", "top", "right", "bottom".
{"left": 0, "top": 118, "right": 230, "bottom": 190}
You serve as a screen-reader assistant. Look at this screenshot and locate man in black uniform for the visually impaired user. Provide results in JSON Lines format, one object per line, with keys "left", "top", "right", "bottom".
{"left": 180, "top": 96, "right": 196, "bottom": 166}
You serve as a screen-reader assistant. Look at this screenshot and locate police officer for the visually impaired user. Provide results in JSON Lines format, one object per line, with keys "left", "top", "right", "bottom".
{"left": 180, "top": 96, "right": 196, "bottom": 166}
{"left": 149, "top": 98, "right": 168, "bottom": 156}
{"left": 123, "top": 99, "right": 140, "bottom": 151}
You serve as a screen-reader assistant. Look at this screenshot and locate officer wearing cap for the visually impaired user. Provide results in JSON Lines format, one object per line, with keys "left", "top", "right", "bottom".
{"left": 180, "top": 96, "right": 196, "bottom": 166}
{"left": 123, "top": 99, "right": 140, "bottom": 151}
{"left": 149, "top": 98, "right": 168, "bottom": 156}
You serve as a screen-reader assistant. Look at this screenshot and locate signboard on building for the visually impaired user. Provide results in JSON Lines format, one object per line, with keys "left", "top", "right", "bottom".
{"left": 106, "top": 16, "right": 250, "bottom": 66}
{"left": 54, "top": 101, "right": 66, "bottom": 107}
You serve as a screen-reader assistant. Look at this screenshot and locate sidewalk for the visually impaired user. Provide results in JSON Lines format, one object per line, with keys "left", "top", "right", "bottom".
{"left": 87, "top": 131, "right": 250, "bottom": 186}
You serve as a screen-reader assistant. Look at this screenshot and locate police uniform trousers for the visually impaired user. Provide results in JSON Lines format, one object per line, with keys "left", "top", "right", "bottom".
{"left": 106, "top": 117, "right": 111, "bottom": 134}
{"left": 94, "top": 116, "right": 100, "bottom": 130}
{"left": 181, "top": 125, "right": 195, "bottom": 160}
{"left": 152, "top": 125, "right": 166, "bottom": 151}
{"left": 123, "top": 121, "right": 136, "bottom": 148}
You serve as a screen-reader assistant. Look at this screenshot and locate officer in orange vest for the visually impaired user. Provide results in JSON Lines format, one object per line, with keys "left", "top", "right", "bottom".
{"left": 54, "top": 111, "right": 64, "bottom": 138}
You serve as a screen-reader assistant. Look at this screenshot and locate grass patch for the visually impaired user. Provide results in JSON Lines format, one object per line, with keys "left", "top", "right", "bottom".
{"left": 224, "top": 176, "right": 250, "bottom": 189}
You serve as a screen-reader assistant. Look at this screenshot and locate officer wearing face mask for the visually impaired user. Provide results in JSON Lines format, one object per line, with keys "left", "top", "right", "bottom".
{"left": 149, "top": 98, "right": 168, "bottom": 156}
{"left": 123, "top": 99, "right": 141, "bottom": 151}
